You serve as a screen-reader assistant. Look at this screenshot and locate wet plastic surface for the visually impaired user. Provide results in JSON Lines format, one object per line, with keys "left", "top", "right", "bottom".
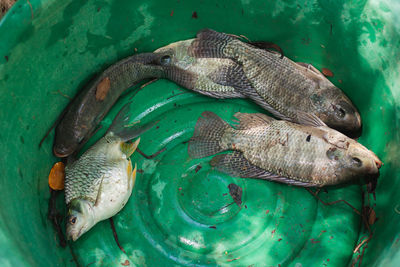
{"left": 0, "top": 0, "right": 399, "bottom": 266}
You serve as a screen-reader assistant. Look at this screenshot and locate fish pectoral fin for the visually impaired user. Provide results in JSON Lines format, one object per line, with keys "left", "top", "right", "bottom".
{"left": 207, "top": 62, "right": 254, "bottom": 95}
{"left": 297, "top": 112, "right": 327, "bottom": 127}
{"left": 210, "top": 151, "right": 316, "bottom": 187}
{"left": 120, "top": 138, "right": 140, "bottom": 157}
{"left": 94, "top": 175, "right": 105, "bottom": 207}
{"left": 233, "top": 112, "right": 274, "bottom": 130}
{"left": 189, "top": 29, "right": 234, "bottom": 58}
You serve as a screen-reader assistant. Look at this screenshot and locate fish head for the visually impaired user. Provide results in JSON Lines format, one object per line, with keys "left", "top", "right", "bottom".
{"left": 153, "top": 39, "right": 197, "bottom": 70}
{"left": 53, "top": 139, "right": 79, "bottom": 158}
{"left": 326, "top": 138, "right": 382, "bottom": 184}
{"left": 53, "top": 122, "right": 85, "bottom": 158}
{"left": 312, "top": 82, "right": 362, "bottom": 136}
{"left": 66, "top": 199, "right": 95, "bottom": 241}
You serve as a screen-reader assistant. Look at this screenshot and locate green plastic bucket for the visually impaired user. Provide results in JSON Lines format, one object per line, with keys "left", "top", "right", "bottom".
{"left": 1, "top": 0, "right": 399, "bottom": 266}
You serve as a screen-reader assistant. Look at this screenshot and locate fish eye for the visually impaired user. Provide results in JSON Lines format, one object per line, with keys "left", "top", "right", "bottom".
{"left": 332, "top": 104, "right": 346, "bottom": 119}
{"left": 352, "top": 157, "right": 362, "bottom": 167}
{"left": 69, "top": 216, "right": 77, "bottom": 225}
{"left": 160, "top": 55, "right": 171, "bottom": 65}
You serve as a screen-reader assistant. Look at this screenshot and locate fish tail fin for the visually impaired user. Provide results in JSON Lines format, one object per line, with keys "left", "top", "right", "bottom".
{"left": 188, "top": 111, "right": 231, "bottom": 158}
{"left": 189, "top": 29, "right": 235, "bottom": 58}
{"left": 108, "top": 102, "right": 158, "bottom": 142}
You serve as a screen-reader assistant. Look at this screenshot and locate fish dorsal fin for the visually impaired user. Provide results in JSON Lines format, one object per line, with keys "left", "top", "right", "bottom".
{"left": 189, "top": 29, "right": 234, "bottom": 58}
{"left": 297, "top": 111, "right": 327, "bottom": 127}
{"left": 210, "top": 151, "right": 317, "bottom": 187}
{"left": 233, "top": 112, "right": 274, "bottom": 130}
{"left": 120, "top": 138, "right": 140, "bottom": 157}
{"left": 248, "top": 41, "right": 284, "bottom": 59}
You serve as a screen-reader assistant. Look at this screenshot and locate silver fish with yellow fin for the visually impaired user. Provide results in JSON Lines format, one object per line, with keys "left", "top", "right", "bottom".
{"left": 65, "top": 104, "right": 156, "bottom": 241}
{"left": 189, "top": 111, "right": 381, "bottom": 187}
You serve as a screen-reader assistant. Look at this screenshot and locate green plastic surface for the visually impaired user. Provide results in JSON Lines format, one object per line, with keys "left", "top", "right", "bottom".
{"left": 0, "top": 0, "right": 399, "bottom": 266}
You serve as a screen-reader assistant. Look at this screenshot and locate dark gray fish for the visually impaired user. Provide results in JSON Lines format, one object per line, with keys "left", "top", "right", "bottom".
{"left": 184, "top": 29, "right": 362, "bottom": 136}
{"left": 52, "top": 53, "right": 164, "bottom": 158}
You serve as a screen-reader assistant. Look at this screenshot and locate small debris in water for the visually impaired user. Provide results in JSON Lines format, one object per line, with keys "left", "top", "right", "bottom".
{"left": 192, "top": 11, "right": 198, "bottom": 19}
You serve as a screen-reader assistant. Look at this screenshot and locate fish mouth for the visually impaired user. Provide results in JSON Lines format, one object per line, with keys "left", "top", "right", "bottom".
{"left": 53, "top": 146, "right": 70, "bottom": 158}
{"left": 66, "top": 228, "right": 82, "bottom": 242}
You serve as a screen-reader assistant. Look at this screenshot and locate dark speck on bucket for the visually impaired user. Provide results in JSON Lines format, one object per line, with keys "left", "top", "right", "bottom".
{"left": 20, "top": 136, "right": 24, "bottom": 144}
{"left": 195, "top": 164, "right": 202, "bottom": 173}
{"left": 228, "top": 183, "right": 243, "bottom": 207}
{"left": 192, "top": 11, "right": 198, "bottom": 19}
{"left": 4, "top": 55, "right": 8, "bottom": 62}
{"left": 209, "top": 225, "right": 217, "bottom": 229}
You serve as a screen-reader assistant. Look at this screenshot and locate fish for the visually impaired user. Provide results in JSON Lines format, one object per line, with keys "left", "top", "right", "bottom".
{"left": 160, "top": 29, "right": 361, "bottom": 136}
{"left": 154, "top": 39, "right": 246, "bottom": 99}
{"left": 188, "top": 111, "right": 381, "bottom": 187}
{"left": 52, "top": 53, "right": 164, "bottom": 158}
{"left": 65, "top": 104, "right": 156, "bottom": 241}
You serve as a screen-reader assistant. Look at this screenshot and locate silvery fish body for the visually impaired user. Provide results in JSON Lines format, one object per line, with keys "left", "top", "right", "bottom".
{"left": 188, "top": 111, "right": 381, "bottom": 187}
{"left": 154, "top": 29, "right": 362, "bottom": 136}
{"left": 65, "top": 132, "right": 138, "bottom": 241}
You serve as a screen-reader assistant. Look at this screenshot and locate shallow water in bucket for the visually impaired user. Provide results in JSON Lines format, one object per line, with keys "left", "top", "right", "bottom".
{"left": 0, "top": 0, "right": 399, "bottom": 266}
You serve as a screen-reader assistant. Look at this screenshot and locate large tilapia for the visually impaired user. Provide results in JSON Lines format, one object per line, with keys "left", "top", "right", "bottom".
{"left": 188, "top": 111, "right": 381, "bottom": 187}
{"left": 154, "top": 29, "right": 362, "bottom": 136}
{"left": 65, "top": 104, "right": 156, "bottom": 241}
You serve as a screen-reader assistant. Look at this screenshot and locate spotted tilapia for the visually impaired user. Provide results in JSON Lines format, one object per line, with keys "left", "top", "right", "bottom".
{"left": 65, "top": 104, "right": 156, "bottom": 241}
{"left": 188, "top": 111, "right": 381, "bottom": 187}
{"left": 155, "top": 29, "right": 362, "bottom": 136}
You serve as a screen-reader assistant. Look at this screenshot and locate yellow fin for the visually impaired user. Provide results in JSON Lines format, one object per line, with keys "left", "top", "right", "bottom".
{"left": 120, "top": 137, "right": 140, "bottom": 157}
{"left": 131, "top": 163, "right": 137, "bottom": 187}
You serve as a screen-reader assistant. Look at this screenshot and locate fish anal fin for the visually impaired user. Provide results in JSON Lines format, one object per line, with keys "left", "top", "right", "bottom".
{"left": 130, "top": 162, "right": 137, "bottom": 189}
{"left": 233, "top": 112, "right": 274, "bottom": 130}
{"left": 210, "top": 151, "right": 317, "bottom": 187}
